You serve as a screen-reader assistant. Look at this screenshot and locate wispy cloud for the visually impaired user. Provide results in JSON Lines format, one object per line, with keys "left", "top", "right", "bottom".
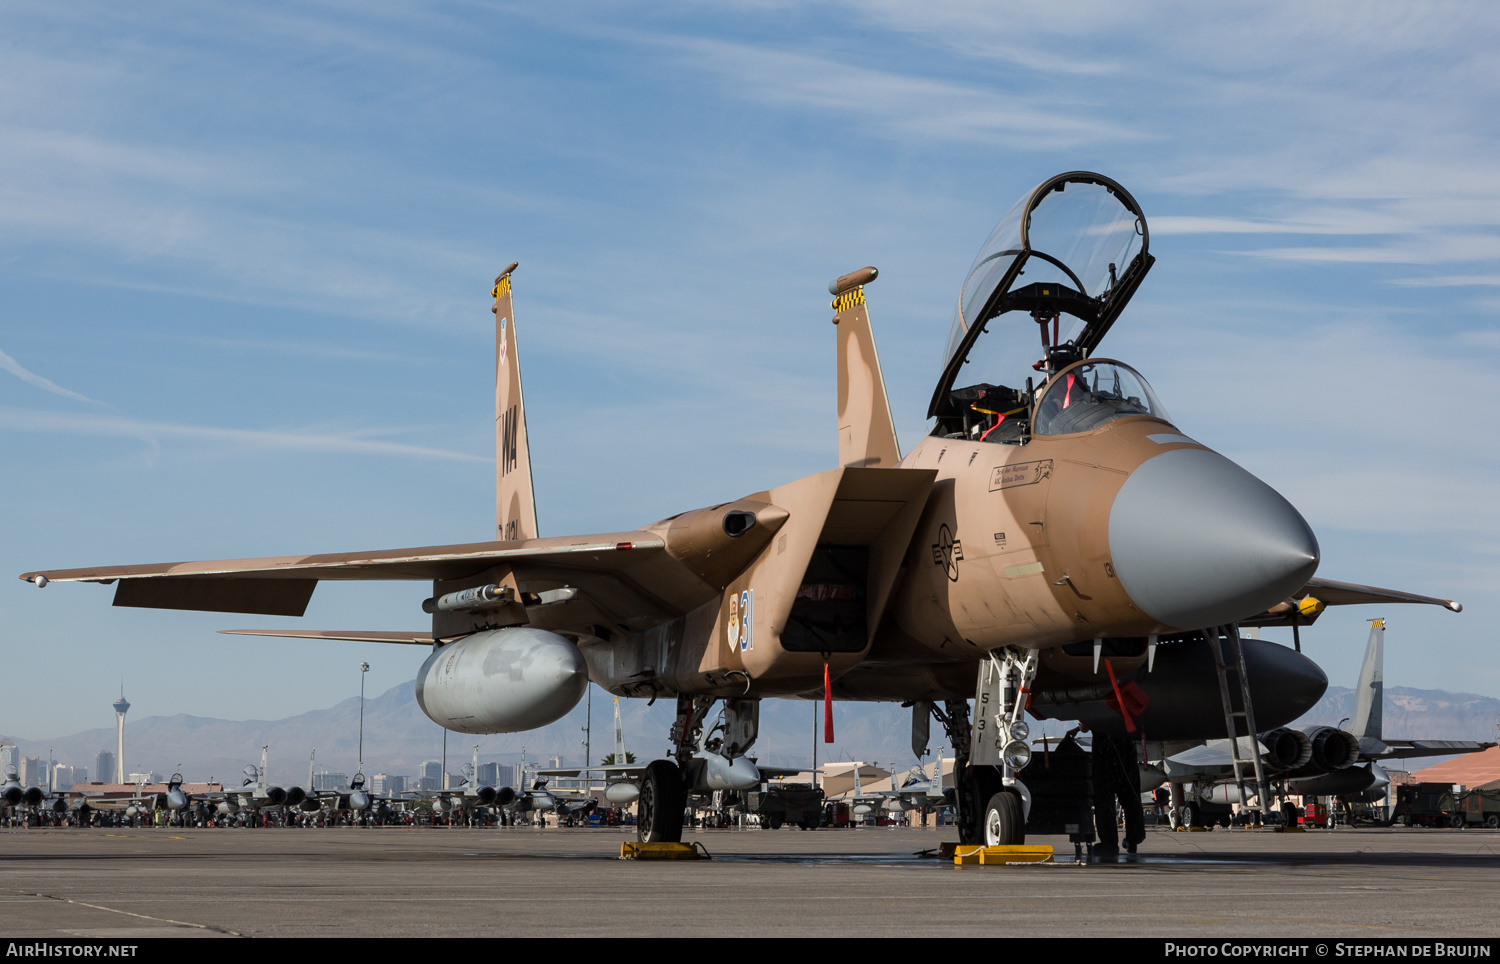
{"left": 0, "top": 408, "right": 486, "bottom": 463}
{"left": 0, "top": 348, "right": 100, "bottom": 404}
{"left": 1391, "top": 275, "right": 1500, "bottom": 288}
{"left": 1237, "top": 235, "right": 1500, "bottom": 266}
{"left": 653, "top": 35, "right": 1139, "bottom": 148}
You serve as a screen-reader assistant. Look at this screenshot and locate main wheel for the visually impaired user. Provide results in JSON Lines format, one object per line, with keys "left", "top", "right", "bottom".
{"left": 637, "top": 760, "right": 686, "bottom": 843}
{"left": 982, "top": 791, "right": 1025, "bottom": 846}
{"left": 957, "top": 766, "right": 1003, "bottom": 845}
{"left": 1183, "top": 803, "right": 1198, "bottom": 828}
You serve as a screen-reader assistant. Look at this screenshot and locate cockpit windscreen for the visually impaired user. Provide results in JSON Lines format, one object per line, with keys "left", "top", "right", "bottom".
{"left": 1033, "top": 360, "right": 1168, "bottom": 436}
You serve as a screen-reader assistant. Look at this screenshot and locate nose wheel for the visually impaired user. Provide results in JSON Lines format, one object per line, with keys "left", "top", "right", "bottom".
{"left": 982, "top": 791, "right": 1025, "bottom": 846}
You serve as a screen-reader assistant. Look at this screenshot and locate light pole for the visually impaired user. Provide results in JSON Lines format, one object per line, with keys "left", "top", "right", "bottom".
{"left": 582, "top": 685, "right": 592, "bottom": 793}
{"left": 358, "top": 662, "right": 369, "bottom": 778}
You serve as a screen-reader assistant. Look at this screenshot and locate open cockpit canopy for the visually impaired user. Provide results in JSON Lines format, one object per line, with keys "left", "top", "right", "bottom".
{"left": 930, "top": 172, "right": 1154, "bottom": 431}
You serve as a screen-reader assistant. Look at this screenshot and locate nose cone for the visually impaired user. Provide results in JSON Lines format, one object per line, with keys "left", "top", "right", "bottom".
{"left": 1109, "top": 448, "right": 1319, "bottom": 630}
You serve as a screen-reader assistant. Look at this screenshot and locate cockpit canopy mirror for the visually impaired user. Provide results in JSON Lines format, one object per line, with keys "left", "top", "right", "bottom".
{"left": 931, "top": 172, "right": 1153, "bottom": 423}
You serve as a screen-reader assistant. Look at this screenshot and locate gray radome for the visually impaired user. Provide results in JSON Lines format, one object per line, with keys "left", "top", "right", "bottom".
{"left": 1109, "top": 447, "right": 1319, "bottom": 630}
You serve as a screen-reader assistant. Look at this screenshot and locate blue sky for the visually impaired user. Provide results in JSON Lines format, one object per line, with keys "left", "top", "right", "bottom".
{"left": 3, "top": 2, "right": 1498, "bottom": 746}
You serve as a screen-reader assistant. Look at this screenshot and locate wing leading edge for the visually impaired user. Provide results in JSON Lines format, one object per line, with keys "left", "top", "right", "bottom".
{"left": 21, "top": 533, "right": 666, "bottom": 617}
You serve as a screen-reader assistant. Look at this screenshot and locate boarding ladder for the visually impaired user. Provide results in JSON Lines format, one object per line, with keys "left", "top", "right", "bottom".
{"left": 1204, "top": 624, "right": 1273, "bottom": 823}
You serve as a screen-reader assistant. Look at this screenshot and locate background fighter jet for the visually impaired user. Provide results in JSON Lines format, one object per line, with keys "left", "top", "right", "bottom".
{"left": 403, "top": 745, "right": 502, "bottom": 817}
{"left": 212, "top": 746, "right": 308, "bottom": 816}
{"left": 21, "top": 172, "right": 1463, "bottom": 849}
{"left": 1161, "top": 619, "right": 1493, "bottom": 824}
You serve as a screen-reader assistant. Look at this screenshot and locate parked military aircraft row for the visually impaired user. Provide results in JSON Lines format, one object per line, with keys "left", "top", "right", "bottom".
{"left": 22, "top": 171, "right": 1467, "bottom": 849}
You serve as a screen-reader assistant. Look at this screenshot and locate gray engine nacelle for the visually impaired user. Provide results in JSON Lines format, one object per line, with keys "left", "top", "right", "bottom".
{"left": 415, "top": 627, "right": 589, "bottom": 734}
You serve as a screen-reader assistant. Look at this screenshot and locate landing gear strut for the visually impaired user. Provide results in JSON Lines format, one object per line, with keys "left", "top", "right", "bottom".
{"left": 638, "top": 693, "right": 759, "bottom": 843}
{"left": 939, "top": 647, "right": 1039, "bottom": 847}
{"left": 970, "top": 648, "right": 1038, "bottom": 846}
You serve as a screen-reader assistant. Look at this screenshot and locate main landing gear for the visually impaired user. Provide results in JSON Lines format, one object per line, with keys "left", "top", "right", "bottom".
{"left": 636, "top": 694, "right": 761, "bottom": 844}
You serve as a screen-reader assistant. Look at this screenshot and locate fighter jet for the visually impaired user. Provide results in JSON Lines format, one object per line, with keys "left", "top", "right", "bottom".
{"left": 1, "top": 764, "right": 46, "bottom": 812}
{"left": 21, "top": 171, "right": 1463, "bottom": 849}
{"left": 213, "top": 746, "right": 307, "bottom": 817}
{"left": 1162, "top": 619, "right": 1493, "bottom": 825}
{"left": 535, "top": 697, "right": 645, "bottom": 806}
{"left": 292, "top": 749, "right": 376, "bottom": 820}
{"left": 404, "top": 745, "right": 503, "bottom": 820}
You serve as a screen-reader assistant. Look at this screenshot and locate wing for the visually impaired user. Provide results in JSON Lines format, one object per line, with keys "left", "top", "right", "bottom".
{"left": 535, "top": 765, "right": 647, "bottom": 778}
{"left": 220, "top": 630, "right": 435, "bottom": 645}
{"left": 19, "top": 532, "right": 716, "bottom": 633}
{"left": 1242, "top": 576, "right": 1461, "bottom": 628}
{"left": 22, "top": 495, "right": 797, "bottom": 640}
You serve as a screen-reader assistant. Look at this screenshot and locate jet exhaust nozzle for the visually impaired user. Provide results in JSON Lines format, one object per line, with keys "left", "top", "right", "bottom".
{"left": 1302, "top": 726, "right": 1360, "bottom": 772}
{"left": 1259, "top": 727, "right": 1314, "bottom": 770}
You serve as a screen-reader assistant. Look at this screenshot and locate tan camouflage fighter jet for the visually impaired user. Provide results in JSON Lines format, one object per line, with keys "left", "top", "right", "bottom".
{"left": 22, "top": 172, "right": 1461, "bottom": 847}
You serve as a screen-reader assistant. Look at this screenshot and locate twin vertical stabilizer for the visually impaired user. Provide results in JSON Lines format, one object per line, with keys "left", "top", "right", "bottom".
{"left": 831, "top": 267, "right": 900, "bottom": 468}
{"left": 1351, "top": 619, "right": 1385, "bottom": 740}
{"left": 493, "top": 264, "right": 539, "bottom": 541}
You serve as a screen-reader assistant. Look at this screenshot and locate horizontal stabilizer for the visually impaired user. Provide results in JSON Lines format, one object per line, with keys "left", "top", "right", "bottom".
{"left": 219, "top": 629, "right": 435, "bottom": 645}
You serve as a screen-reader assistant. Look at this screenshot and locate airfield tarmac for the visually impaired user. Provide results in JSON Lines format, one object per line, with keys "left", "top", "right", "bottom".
{"left": 2, "top": 825, "right": 1497, "bottom": 939}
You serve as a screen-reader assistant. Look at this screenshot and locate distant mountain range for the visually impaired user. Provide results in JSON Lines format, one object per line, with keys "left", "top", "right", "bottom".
{"left": 5, "top": 682, "right": 1495, "bottom": 787}
{"left": 1292, "top": 685, "right": 1500, "bottom": 744}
